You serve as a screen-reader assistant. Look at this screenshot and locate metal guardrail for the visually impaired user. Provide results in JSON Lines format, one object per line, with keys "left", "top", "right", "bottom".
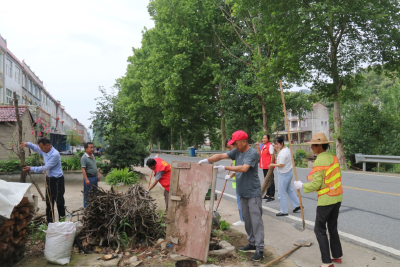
{"left": 355, "top": 153, "right": 400, "bottom": 171}
{"left": 195, "top": 150, "right": 224, "bottom": 154}
{"left": 149, "top": 149, "right": 189, "bottom": 154}
{"left": 149, "top": 149, "right": 225, "bottom": 155}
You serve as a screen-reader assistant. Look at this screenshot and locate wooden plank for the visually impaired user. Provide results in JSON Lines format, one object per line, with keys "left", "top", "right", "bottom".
{"left": 166, "top": 162, "right": 214, "bottom": 261}
{"left": 166, "top": 161, "right": 181, "bottom": 239}
{"left": 171, "top": 162, "right": 191, "bottom": 169}
{"left": 0, "top": 231, "right": 12, "bottom": 243}
{"left": 16, "top": 197, "right": 30, "bottom": 207}
{"left": 170, "top": 196, "right": 181, "bottom": 201}
{"left": 17, "top": 207, "right": 30, "bottom": 214}
{"left": 3, "top": 221, "right": 15, "bottom": 227}
{"left": 203, "top": 167, "right": 218, "bottom": 261}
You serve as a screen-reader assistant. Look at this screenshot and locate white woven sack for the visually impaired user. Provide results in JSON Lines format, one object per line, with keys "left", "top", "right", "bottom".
{"left": 44, "top": 221, "right": 76, "bottom": 265}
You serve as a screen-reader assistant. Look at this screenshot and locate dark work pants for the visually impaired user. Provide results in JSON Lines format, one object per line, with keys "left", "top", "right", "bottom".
{"left": 262, "top": 169, "right": 275, "bottom": 198}
{"left": 46, "top": 176, "right": 66, "bottom": 223}
{"left": 314, "top": 202, "right": 343, "bottom": 264}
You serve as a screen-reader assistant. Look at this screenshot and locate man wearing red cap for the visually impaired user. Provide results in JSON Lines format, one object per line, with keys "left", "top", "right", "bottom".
{"left": 199, "top": 130, "right": 264, "bottom": 261}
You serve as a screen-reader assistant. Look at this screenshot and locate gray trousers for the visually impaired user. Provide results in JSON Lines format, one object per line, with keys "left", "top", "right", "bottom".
{"left": 241, "top": 196, "right": 265, "bottom": 251}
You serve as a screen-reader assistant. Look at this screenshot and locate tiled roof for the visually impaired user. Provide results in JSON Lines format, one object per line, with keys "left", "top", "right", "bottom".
{"left": 0, "top": 106, "right": 28, "bottom": 122}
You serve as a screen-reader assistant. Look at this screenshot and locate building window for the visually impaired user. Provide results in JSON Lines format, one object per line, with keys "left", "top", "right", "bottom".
{"left": 325, "top": 121, "right": 327, "bottom": 126}
{"left": 35, "top": 87, "right": 38, "bottom": 98}
{"left": 15, "top": 66, "right": 20, "bottom": 83}
{"left": 6, "top": 89, "right": 12, "bottom": 103}
{"left": 301, "top": 119, "right": 307, "bottom": 127}
{"left": 6, "top": 58, "right": 12, "bottom": 77}
{"left": 321, "top": 121, "right": 323, "bottom": 125}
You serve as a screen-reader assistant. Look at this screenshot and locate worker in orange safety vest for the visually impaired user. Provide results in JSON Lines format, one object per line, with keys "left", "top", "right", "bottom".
{"left": 146, "top": 157, "right": 171, "bottom": 211}
{"left": 294, "top": 132, "right": 343, "bottom": 267}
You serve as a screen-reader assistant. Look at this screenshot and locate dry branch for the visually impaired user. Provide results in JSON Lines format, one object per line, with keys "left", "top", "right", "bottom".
{"left": 78, "top": 184, "right": 165, "bottom": 249}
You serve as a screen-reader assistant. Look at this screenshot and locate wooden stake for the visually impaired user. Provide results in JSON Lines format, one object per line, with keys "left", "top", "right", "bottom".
{"left": 279, "top": 80, "right": 305, "bottom": 230}
{"left": 147, "top": 170, "right": 154, "bottom": 190}
{"left": 13, "top": 92, "right": 26, "bottom": 183}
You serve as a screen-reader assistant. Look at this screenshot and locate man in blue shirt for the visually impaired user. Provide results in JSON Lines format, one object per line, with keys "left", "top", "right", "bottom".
{"left": 20, "top": 137, "right": 65, "bottom": 223}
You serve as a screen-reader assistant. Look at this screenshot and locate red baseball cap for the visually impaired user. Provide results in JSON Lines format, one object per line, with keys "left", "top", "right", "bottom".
{"left": 227, "top": 130, "right": 248, "bottom": 145}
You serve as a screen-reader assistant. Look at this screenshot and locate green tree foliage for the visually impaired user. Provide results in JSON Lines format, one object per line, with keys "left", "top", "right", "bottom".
{"left": 214, "top": 0, "right": 305, "bottom": 133}
{"left": 66, "top": 130, "right": 81, "bottom": 149}
{"left": 105, "top": 131, "right": 149, "bottom": 168}
{"left": 342, "top": 71, "right": 400, "bottom": 167}
{"left": 270, "top": 0, "right": 400, "bottom": 168}
{"left": 116, "top": 0, "right": 314, "bottom": 151}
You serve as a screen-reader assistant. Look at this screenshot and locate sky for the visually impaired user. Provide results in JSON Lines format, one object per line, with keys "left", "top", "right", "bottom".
{"left": 0, "top": 0, "right": 154, "bottom": 132}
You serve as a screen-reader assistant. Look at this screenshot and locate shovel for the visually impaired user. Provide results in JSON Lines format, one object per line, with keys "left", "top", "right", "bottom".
{"left": 212, "top": 162, "right": 232, "bottom": 226}
{"left": 262, "top": 239, "right": 312, "bottom": 267}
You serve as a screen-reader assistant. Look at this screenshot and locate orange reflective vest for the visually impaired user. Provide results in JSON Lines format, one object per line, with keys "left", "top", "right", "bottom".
{"left": 307, "top": 156, "right": 343, "bottom": 198}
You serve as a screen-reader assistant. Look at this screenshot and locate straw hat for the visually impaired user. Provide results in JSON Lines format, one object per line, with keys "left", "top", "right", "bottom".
{"left": 306, "top": 132, "right": 333, "bottom": 144}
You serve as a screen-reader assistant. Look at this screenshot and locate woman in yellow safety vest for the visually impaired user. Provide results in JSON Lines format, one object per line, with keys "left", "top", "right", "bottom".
{"left": 294, "top": 132, "right": 343, "bottom": 267}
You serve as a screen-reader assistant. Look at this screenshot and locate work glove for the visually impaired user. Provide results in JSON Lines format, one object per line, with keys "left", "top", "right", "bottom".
{"left": 214, "top": 165, "right": 225, "bottom": 173}
{"left": 294, "top": 181, "right": 303, "bottom": 190}
{"left": 198, "top": 159, "right": 209, "bottom": 165}
{"left": 225, "top": 175, "right": 231, "bottom": 180}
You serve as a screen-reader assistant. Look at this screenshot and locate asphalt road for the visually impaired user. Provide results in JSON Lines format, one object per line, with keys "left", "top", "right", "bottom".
{"left": 149, "top": 153, "right": 400, "bottom": 258}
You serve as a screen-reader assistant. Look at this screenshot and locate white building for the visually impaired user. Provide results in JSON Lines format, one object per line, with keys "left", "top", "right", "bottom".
{"left": 275, "top": 103, "right": 331, "bottom": 143}
{"left": 0, "top": 34, "right": 90, "bottom": 150}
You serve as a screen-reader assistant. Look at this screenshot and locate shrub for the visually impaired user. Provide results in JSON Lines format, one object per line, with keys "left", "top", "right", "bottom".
{"left": 0, "top": 160, "right": 20, "bottom": 172}
{"left": 61, "top": 156, "right": 81, "bottom": 171}
{"left": 219, "top": 220, "right": 230, "bottom": 230}
{"left": 294, "top": 149, "right": 308, "bottom": 167}
{"left": 96, "top": 157, "right": 111, "bottom": 175}
{"left": 104, "top": 167, "right": 138, "bottom": 185}
{"left": 75, "top": 150, "right": 85, "bottom": 158}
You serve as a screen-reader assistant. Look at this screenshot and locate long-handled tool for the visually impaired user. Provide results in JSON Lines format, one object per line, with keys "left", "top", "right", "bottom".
{"left": 262, "top": 239, "right": 312, "bottom": 267}
{"left": 212, "top": 162, "right": 232, "bottom": 226}
{"left": 279, "top": 80, "right": 305, "bottom": 231}
{"left": 147, "top": 170, "right": 154, "bottom": 190}
{"left": 27, "top": 171, "right": 45, "bottom": 201}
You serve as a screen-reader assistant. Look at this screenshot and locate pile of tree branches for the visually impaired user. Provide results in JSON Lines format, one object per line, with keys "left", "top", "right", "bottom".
{"left": 78, "top": 184, "right": 165, "bottom": 250}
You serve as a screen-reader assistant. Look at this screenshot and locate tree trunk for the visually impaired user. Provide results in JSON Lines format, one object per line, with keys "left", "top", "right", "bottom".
{"left": 171, "top": 128, "right": 175, "bottom": 155}
{"left": 330, "top": 40, "right": 347, "bottom": 170}
{"left": 261, "top": 94, "right": 268, "bottom": 132}
{"left": 333, "top": 100, "right": 347, "bottom": 169}
{"left": 220, "top": 107, "right": 226, "bottom": 151}
{"left": 180, "top": 134, "right": 183, "bottom": 150}
{"left": 149, "top": 138, "right": 153, "bottom": 151}
{"left": 13, "top": 92, "right": 26, "bottom": 183}
{"left": 157, "top": 138, "right": 161, "bottom": 151}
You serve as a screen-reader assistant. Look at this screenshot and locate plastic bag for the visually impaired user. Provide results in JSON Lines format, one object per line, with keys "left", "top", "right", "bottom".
{"left": 44, "top": 221, "right": 76, "bottom": 265}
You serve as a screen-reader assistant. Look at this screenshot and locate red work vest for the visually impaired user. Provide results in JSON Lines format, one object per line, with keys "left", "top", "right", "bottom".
{"left": 307, "top": 156, "right": 343, "bottom": 198}
{"left": 259, "top": 142, "right": 273, "bottom": 169}
{"left": 154, "top": 158, "right": 171, "bottom": 192}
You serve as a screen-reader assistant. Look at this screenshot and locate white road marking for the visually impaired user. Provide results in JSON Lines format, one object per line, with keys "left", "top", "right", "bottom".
{"left": 216, "top": 190, "right": 400, "bottom": 257}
